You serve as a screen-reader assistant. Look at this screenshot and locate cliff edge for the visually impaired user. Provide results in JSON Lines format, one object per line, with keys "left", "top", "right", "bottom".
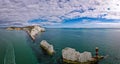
{"left": 6, "top": 25, "right": 45, "bottom": 40}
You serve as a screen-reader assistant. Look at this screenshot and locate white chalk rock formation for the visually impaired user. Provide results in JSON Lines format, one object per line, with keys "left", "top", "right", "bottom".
{"left": 78, "top": 51, "right": 92, "bottom": 62}
{"left": 62, "top": 47, "right": 78, "bottom": 61}
{"left": 30, "top": 25, "right": 44, "bottom": 40}
{"left": 40, "top": 40, "right": 54, "bottom": 55}
{"left": 6, "top": 25, "right": 45, "bottom": 40}
{"left": 41, "top": 28, "right": 45, "bottom": 32}
{"left": 6, "top": 27, "right": 14, "bottom": 30}
{"left": 62, "top": 47, "right": 92, "bottom": 63}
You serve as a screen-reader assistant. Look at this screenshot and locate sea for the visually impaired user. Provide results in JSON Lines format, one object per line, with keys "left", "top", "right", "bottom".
{"left": 0, "top": 28, "right": 120, "bottom": 64}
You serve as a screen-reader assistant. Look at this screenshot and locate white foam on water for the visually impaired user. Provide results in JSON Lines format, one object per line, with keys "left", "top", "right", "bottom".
{"left": 4, "top": 43, "right": 16, "bottom": 64}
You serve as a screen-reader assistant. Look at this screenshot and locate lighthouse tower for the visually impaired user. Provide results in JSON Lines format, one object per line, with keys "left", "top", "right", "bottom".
{"left": 95, "top": 47, "right": 99, "bottom": 59}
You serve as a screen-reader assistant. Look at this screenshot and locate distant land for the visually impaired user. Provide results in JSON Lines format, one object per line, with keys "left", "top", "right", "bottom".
{"left": 6, "top": 25, "right": 45, "bottom": 40}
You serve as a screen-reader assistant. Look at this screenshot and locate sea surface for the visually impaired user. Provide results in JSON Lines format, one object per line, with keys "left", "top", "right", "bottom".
{"left": 0, "top": 29, "right": 38, "bottom": 64}
{"left": 1, "top": 28, "right": 120, "bottom": 64}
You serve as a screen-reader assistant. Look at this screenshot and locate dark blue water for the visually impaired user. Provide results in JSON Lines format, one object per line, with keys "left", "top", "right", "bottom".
{"left": 34, "top": 28, "right": 120, "bottom": 64}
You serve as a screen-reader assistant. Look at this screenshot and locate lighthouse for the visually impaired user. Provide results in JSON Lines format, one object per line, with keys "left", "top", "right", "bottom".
{"left": 95, "top": 47, "right": 99, "bottom": 59}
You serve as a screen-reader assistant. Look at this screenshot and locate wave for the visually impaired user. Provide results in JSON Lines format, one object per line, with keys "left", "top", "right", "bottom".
{"left": 4, "top": 43, "right": 16, "bottom": 64}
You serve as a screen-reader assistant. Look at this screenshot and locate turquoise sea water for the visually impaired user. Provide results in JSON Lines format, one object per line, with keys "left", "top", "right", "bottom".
{"left": 0, "top": 29, "right": 38, "bottom": 64}
{"left": 34, "top": 28, "right": 120, "bottom": 64}
{"left": 1, "top": 28, "right": 120, "bottom": 64}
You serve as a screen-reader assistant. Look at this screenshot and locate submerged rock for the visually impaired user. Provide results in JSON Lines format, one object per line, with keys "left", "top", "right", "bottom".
{"left": 62, "top": 47, "right": 94, "bottom": 64}
{"left": 40, "top": 40, "right": 55, "bottom": 55}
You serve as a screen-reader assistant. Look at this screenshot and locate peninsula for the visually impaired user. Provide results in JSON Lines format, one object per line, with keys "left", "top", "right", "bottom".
{"left": 6, "top": 25, "right": 45, "bottom": 40}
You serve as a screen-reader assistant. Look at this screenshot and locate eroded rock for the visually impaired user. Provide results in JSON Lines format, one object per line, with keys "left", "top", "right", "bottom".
{"left": 40, "top": 40, "right": 55, "bottom": 55}
{"left": 62, "top": 47, "right": 93, "bottom": 63}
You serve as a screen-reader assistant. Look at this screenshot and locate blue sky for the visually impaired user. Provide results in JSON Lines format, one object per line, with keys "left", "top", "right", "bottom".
{"left": 0, "top": 0, "right": 120, "bottom": 28}
{"left": 28, "top": 17, "right": 120, "bottom": 28}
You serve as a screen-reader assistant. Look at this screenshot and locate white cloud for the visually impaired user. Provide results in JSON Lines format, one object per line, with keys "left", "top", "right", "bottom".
{"left": 72, "top": 22, "right": 120, "bottom": 28}
{"left": 0, "top": 0, "right": 120, "bottom": 27}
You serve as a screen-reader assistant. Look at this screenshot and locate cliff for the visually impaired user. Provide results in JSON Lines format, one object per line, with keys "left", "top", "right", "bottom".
{"left": 6, "top": 25, "right": 45, "bottom": 40}
{"left": 62, "top": 47, "right": 96, "bottom": 64}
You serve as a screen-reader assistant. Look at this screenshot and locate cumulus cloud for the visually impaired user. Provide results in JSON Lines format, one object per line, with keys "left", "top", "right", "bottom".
{"left": 0, "top": 0, "right": 120, "bottom": 27}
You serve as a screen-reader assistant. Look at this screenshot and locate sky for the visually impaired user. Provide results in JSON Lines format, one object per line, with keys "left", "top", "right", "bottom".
{"left": 0, "top": 0, "right": 120, "bottom": 28}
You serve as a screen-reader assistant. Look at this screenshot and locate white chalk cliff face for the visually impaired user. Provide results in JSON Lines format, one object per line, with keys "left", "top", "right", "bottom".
{"left": 6, "top": 25, "right": 45, "bottom": 40}
{"left": 29, "top": 25, "right": 45, "bottom": 40}
{"left": 40, "top": 40, "right": 54, "bottom": 55}
{"left": 62, "top": 47, "right": 92, "bottom": 62}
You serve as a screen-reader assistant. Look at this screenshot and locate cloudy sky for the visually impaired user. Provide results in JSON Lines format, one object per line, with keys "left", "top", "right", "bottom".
{"left": 0, "top": 0, "right": 120, "bottom": 28}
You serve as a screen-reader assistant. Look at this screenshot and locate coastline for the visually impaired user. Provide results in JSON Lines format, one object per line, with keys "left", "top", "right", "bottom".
{"left": 6, "top": 25, "right": 45, "bottom": 40}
